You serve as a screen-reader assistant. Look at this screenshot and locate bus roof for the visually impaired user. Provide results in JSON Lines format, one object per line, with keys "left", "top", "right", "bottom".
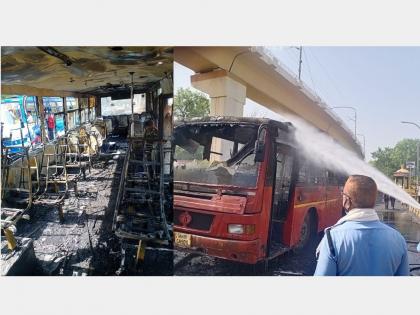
{"left": 175, "top": 116, "right": 293, "bottom": 132}
{"left": 2, "top": 47, "right": 173, "bottom": 97}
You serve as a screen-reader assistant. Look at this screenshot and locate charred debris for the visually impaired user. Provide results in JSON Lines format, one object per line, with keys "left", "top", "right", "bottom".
{"left": 1, "top": 46, "right": 173, "bottom": 276}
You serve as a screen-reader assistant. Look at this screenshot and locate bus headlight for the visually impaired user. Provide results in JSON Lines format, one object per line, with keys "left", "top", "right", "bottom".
{"left": 228, "top": 224, "right": 244, "bottom": 234}
{"left": 228, "top": 224, "right": 255, "bottom": 234}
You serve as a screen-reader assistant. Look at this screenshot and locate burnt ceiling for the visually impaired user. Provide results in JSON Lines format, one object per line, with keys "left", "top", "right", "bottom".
{"left": 1, "top": 46, "right": 173, "bottom": 96}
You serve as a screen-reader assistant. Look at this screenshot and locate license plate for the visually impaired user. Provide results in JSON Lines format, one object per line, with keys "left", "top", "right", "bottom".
{"left": 174, "top": 232, "right": 191, "bottom": 248}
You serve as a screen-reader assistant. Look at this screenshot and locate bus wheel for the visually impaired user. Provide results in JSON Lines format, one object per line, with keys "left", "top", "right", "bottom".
{"left": 294, "top": 212, "right": 315, "bottom": 252}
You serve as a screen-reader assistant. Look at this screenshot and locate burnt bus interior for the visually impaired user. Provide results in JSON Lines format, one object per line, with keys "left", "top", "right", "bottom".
{"left": 1, "top": 47, "right": 173, "bottom": 276}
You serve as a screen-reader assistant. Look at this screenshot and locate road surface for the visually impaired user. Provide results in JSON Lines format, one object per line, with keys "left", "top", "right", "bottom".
{"left": 174, "top": 200, "right": 420, "bottom": 276}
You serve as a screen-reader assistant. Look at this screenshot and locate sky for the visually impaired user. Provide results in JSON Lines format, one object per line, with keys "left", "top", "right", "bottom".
{"left": 174, "top": 47, "right": 420, "bottom": 161}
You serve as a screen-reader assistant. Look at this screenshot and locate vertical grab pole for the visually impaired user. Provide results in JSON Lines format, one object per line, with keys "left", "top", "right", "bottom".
{"left": 129, "top": 71, "right": 135, "bottom": 137}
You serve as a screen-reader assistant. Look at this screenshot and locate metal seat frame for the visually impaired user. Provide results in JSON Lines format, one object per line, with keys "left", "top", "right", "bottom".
{"left": 35, "top": 141, "right": 69, "bottom": 222}
{"left": 1, "top": 124, "right": 37, "bottom": 250}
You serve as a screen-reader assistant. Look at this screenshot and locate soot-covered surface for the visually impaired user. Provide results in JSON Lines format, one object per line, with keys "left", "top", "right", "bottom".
{"left": 2, "top": 137, "right": 172, "bottom": 276}
{"left": 1, "top": 47, "right": 173, "bottom": 96}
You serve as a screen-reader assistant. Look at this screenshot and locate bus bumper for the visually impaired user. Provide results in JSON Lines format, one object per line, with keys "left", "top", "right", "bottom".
{"left": 176, "top": 233, "right": 263, "bottom": 264}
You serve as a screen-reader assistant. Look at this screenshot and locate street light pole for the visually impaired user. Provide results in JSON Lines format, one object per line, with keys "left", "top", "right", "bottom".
{"left": 401, "top": 121, "right": 420, "bottom": 201}
{"left": 331, "top": 106, "right": 357, "bottom": 138}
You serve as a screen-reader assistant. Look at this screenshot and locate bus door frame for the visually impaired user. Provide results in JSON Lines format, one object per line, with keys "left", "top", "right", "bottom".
{"left": 266, "top": 129, "right": 298, "bottom": 258}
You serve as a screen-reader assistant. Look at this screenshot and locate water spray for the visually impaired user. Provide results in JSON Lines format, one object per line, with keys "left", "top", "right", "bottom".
{"left": 285, "top": 115, "right": 420, "bottom": 210}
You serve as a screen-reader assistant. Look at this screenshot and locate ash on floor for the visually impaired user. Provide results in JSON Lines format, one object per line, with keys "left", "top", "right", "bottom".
{"left": 1, "top": 138, "right": 171, "bottom": 276}
{"left": 9, "top": 156, "right": 122, "bottom": 276}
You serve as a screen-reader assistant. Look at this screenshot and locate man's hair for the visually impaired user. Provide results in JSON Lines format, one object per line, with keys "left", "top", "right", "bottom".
{"left": 344, "top": 175, "right": 378, "bottom": 208}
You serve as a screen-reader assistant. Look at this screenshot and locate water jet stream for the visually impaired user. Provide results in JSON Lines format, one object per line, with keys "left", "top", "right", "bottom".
{"left": 286, "top": 115, "right": 420, "bottom": 210}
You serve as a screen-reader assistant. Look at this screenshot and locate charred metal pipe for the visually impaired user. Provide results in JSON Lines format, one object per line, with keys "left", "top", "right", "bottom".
{"left": 37, "top": 47, "right": 73, "bottom": 66}
{"left": 129, "top": 72, "right": 135, "bottom": 122}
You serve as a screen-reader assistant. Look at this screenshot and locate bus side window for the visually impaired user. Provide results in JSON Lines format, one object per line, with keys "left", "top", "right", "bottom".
{"left": 25, "top": 96, "right": 42, "bottom": 145}
{"left": 297, "top": 159, "right": 309, "bottom": 184}
{"left": 43, "top": 96, "right": 65, "bottom": 141}
{"left": 306, "top": 161, "right": 324, "bottom": 185}
{"left": 66, "top": 97, "right": 79, "bottom": 131}
{"left": 327, "top": 170, "right": 338, "bottom": 185}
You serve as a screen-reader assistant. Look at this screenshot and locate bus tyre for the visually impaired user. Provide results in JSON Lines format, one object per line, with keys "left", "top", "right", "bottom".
{"left": 294, "top": 211, "right": 316, "bottom": 253}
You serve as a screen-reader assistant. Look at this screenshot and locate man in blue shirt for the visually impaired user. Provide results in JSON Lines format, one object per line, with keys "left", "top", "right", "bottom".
{"left": 314, "top": 175, "right": 409, "bottom": 276}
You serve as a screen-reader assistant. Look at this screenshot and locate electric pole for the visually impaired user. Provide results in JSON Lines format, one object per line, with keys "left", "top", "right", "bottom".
{"left": 298, "top": 46, "right": 303, "bottom": 80}
{"left": 293, "top": 46, "right": 303, "bottom": 80}
{"left": 331, "top": 106, "right": 357, "bottom": 138}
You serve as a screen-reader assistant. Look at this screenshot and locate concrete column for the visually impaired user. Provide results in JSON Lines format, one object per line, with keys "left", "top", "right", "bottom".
{"left": 191, "top": 69, "right": 246, "bottom": 117}
{"left": 191, "top": 70, "right": 246, "bottom": 162}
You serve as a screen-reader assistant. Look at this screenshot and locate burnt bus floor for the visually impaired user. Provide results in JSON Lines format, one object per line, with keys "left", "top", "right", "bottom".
{"left": 7, "top": 138, "right": 171, "bottom": 276}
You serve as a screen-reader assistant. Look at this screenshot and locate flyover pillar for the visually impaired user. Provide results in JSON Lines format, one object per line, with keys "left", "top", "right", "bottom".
{"left": 191, "top": 69, "right": 246, "bottom": 117}
{"left": 191, "top": 69, "right": 247, "bottom": 162}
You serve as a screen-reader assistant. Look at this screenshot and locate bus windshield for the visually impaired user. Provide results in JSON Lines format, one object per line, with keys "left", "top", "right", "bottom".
{"left": 174, "top": 123, "right": 260, "bottom": 188}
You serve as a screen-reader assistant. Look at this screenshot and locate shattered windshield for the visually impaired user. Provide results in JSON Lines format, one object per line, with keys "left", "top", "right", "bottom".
{"left": 174, "top": 124, "right": 261, "bottom": 188}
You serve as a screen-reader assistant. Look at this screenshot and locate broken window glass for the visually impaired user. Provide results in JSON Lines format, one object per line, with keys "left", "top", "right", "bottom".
{"left": 174, "top": 124, "right": 260, "bottom": 188}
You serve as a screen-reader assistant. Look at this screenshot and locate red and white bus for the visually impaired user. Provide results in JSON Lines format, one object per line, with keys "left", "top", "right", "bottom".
{"left": 173, "top": 116, "right": 344, "bottom": 264}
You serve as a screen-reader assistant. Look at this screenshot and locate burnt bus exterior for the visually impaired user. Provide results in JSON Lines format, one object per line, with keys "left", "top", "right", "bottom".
{"left": 173, "top": 116, "right": 342, "bottom": 264}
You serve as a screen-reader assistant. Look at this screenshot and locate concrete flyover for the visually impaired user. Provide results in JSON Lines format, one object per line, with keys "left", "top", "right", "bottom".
{"left": 175, "top": 46, "right": 363, "bottom": 157}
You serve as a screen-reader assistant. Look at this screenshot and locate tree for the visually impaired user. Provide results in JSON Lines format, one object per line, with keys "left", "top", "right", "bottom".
{"left": 370, "top": 147, "right": 397, "bottom": 178}
{"left": 371, "top": 138, "right": 420, "bottom": 178}
{"left": 174, "top": 88, "right": 210, "bottom": 120}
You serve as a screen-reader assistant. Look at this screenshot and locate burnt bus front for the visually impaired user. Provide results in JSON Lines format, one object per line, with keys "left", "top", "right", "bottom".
{"left": 173, "top": 117, "right": 294, "bottom": 264}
